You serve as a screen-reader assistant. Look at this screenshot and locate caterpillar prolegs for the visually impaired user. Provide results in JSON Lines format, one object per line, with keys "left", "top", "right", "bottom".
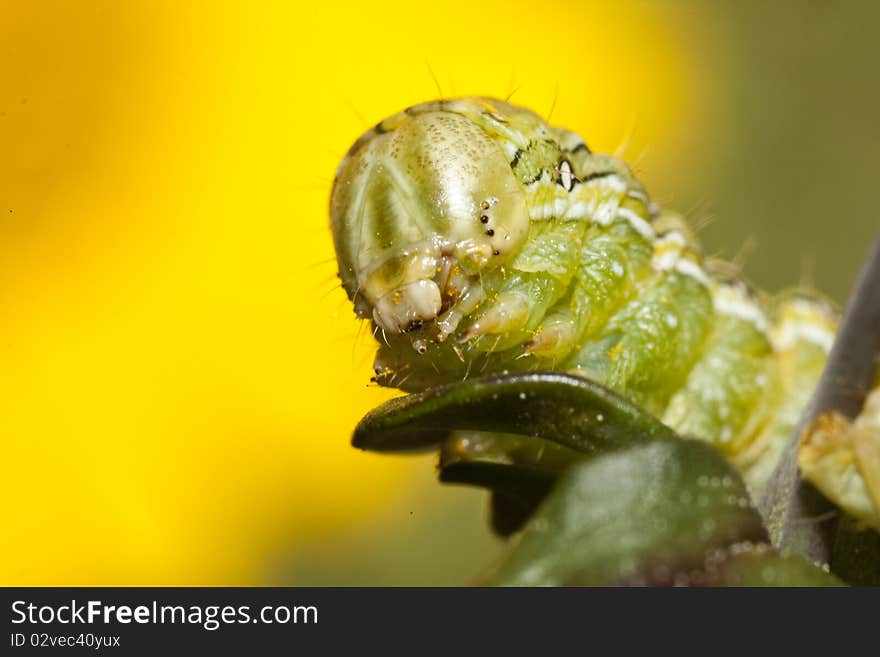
{"left": 330, "top": 97, "right": 880, "bottom": 528}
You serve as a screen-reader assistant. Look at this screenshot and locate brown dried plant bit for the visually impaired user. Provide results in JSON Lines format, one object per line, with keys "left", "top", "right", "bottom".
{"left": 798, "top": 389, "right": 880, "bottom": 531}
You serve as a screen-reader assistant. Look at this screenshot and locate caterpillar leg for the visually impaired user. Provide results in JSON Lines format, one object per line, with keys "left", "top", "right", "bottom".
{"left": 525, "top": 209, "right": 656, "bottom": 361}
{"left": 460, "top": 152, "right": 653, "bottom": 357}
{"left": 461, "top": 219, "right": 586, "bottom": 351}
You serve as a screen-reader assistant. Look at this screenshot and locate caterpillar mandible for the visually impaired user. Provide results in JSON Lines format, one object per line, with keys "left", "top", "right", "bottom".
{"left": 330, "top": 97, "right": 880, "bottom": 528}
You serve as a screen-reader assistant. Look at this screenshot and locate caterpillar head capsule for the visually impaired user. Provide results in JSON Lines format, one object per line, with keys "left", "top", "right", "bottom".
{"left": 330, "top": 98, "right": 651, "bottom": 390}
{"left": 330, "top": 104, "right": 530, "bottom": 335}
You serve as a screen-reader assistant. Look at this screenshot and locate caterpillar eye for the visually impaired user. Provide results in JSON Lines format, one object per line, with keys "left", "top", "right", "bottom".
{"left": 330, "top": 104, "right": 530, "bottom": 335}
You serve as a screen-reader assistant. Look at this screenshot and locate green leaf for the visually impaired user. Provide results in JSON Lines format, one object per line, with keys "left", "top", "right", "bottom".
{"left": 439, "top": 431, "right": 581, "bottom": 486}
{"left": 353, "top": 372, "right": 677, "bottom": 453}
{"left": 439, "top": 431, "right": 583, "bottom": 536}
{"left": 492, "top": 440, "right": 780, "bottom": 586}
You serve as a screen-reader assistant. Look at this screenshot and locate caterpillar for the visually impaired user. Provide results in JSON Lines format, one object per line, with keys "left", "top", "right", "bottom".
{"left": 330, "top": 97, "right": 879, "bottom": 527}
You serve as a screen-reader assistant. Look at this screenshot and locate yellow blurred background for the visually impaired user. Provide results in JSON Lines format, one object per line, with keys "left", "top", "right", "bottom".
{"left": 2, "top": 1, "right": 877, "bottom": 585}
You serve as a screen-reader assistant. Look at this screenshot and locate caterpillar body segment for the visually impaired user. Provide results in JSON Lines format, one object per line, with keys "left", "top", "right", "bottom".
{"left": 662, "top": 282, "right": 773, "bottom": 457}
{"left": 525, "top": 216, "right": 655, "bottom": 361}
{"left": 734, "top": 293, "right": 838, "bottom": 492}
{"left": 566, "top": 215, "right": 714, "bottom": 416}
{"left": 330, "top": 97, "right": 877, "bottom": 502}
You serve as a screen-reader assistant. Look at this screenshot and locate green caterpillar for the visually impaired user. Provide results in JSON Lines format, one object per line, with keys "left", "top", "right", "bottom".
{"left": 330, "top": 97, "right": 879, "bottom": 525}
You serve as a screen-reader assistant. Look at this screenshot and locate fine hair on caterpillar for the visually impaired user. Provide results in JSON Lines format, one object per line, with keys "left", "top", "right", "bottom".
{"left": 329, "top": 96, "right": 880, "bottom": 521}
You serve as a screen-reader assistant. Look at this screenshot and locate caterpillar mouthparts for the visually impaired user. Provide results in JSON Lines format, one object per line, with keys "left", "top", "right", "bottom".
{"left": 329, "top": 96, "right": 879, "bottom": 520}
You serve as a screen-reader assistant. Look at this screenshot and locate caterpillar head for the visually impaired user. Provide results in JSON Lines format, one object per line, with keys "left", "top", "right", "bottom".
{"left": 330, "top": 98, "right": 648, "bottom": 390}
{"left": 330, "top": 102, "right": 531, "bottom": 335}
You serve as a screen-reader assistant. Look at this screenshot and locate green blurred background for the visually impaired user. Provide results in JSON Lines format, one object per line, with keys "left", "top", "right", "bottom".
{"left": 2, "top": 1, "right": 877, "bottom": 585}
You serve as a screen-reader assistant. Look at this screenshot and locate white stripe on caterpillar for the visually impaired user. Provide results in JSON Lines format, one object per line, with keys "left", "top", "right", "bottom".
{"left": 674, "top": 258, "right": 711, "bottom": 288}
{"left": 773, "top": 319, "right": 835, "bottom": 352}
{"left": 617, "top": 207, "right": 655, "bottom": 242}
{"left": 714, "top": 285, "right": 770, "bottom": 333}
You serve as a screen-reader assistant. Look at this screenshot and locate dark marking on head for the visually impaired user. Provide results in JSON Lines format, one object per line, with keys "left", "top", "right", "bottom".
{"left": 510, "top": 148, "right": 523, "bottom": 169}
{"left": 523, "top": 168, "right": 549, "bottom": 185}
{"left": 580, "top": 170, "right": 616, "bottom": 184}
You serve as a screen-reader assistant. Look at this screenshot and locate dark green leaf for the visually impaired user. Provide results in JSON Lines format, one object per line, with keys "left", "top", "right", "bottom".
{"left": 353, "top": 372, "right": 677, "bottom": 453}
{"left": 439, "top": 432, "right": 583, "bottom": 536}
{"left": 489, "top": 492, "right": 548, "bottom": 537}
{"left": 439, "top": 431, "right": 581, "bottom": 483}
